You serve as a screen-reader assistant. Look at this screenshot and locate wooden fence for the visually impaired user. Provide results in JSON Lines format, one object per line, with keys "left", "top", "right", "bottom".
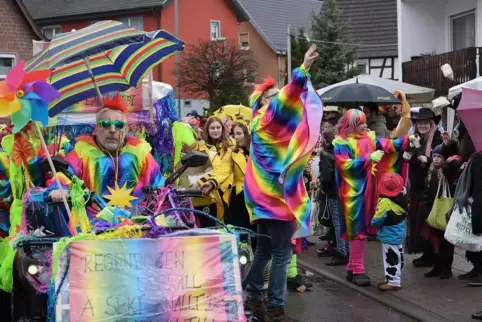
{"left": 402, "top": 47, "right": 480, "bottom": 97}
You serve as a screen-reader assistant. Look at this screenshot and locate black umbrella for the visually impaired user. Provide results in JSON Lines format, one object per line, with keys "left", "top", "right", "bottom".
{"left": 321, "top": 79, "right": 401, "bottom": 106}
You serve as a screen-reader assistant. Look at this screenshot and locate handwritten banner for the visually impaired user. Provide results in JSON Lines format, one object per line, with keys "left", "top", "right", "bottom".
{"left": 54, "top": 234, "right": 245, "bottom": 322}
{"left": 64, "top": 87, "right": 144, "bottom": 113}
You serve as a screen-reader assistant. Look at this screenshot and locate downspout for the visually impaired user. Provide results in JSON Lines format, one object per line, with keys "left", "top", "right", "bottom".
{"left": 277, "top": 54, "right": 281, "bottom": 87}
{"left": 152, "top": 8, "right": 162, "bottom": 81}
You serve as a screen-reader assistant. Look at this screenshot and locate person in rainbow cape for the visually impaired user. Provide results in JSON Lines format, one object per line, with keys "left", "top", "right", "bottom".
{"left": 47, "top": 93, "right": 164, "bottom": 212}
{"left": 244, "top": 44, "right": 322, "bottom": 322}
{"left": 333, "top": 108, "right": 414, "bottom": 287}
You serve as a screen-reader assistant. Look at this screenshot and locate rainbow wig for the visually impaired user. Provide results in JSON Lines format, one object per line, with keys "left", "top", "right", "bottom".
{"left": 249, "top": 77, "right": 276, "bottom": 111}
{"left": 337, "top": 109, "right": 367, "bottom": 138}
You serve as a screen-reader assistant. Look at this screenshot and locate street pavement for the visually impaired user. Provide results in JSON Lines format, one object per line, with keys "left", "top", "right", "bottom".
{"left": 298, "top": 238, "right": 481, "bottom": 322}
{"left": 285, "top": 272, "right": 415, "bottom": 321}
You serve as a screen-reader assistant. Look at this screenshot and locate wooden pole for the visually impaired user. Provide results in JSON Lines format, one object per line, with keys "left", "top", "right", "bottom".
{"left": 84, "top": 57, "right": 104, "bottom": 105}
{"left": 148, "top": 71, "right": 154, "bottom": 124}
{"left": 34, "top": 122, "right": 73, "bottom": 224}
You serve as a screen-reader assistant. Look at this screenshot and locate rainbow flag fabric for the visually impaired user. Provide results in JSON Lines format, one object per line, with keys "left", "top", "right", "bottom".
{"left": 333, "top": 131, "right": 408, "bottom": 241}
{"left": 50, "top": 233, "right": 245, "bottom": 322}
{"left": 244, "top": 67, "right": 323, "bottom": 238}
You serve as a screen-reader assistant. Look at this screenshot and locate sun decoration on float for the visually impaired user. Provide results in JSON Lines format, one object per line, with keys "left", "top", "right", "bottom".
{"left": 103, "top": 182, "right": 138, "bottom": 208}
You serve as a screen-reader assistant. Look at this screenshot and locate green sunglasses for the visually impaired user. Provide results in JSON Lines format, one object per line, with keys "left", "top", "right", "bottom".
{"left": 97, "top": 120, "right": 127, "bottom": 130}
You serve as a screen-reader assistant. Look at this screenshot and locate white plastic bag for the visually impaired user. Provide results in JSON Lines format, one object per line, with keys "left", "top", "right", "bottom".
{"left": 310, "top": 193, "right": 322, "bottom": 236}
{"left": 444, "top": 202, "right": 482, "bottom": 252}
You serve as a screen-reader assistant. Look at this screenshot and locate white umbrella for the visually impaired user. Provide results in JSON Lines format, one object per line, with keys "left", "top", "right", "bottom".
{"left": 448, "top": 76, "right": 482, "bottom": 99}
{"left": 318, "top": 74, "right": 435, "bottom": 102}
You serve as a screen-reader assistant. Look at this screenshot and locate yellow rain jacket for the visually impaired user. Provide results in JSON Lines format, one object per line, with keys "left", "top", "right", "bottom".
{"left": 193, "top": 142, "right": 234, "bottom": 222}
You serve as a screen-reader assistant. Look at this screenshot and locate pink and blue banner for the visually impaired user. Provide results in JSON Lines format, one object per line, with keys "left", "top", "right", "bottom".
{"left": 53, "top": 233, "right": 245, "bottom": 321}
{"left": 64, "top": 86, "right": 144, "bottom": 113}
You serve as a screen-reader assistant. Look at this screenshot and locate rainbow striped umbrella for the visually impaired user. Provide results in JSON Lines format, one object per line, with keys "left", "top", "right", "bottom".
{"left": 46, "top": 30, "right": 184, "bottom": 116}
{"left": 25, "top": 20, "right": 146, "bottom": 72}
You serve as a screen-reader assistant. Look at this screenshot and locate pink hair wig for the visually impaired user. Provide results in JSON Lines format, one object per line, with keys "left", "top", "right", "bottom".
{"left": 336, "top": 109, "right": 367, "bottom": 138}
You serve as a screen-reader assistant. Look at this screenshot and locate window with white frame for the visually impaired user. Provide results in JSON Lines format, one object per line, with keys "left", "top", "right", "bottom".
{"left": 119, "top": 16, "right": 144, "bottom": 31}
{"left": 0, "top": 55, "right": 16, "bottom": 79}
{"left": 239, "top": 33, "right": 249, "bottom": 50}
{"left": 41, "top": 25, "right": 62, "bottom": 40}
{"left": 452, "top": 10, "right": 476, "bottom": 51}
{"left": 210, "top": 21, "right": 221, "bottom": 40}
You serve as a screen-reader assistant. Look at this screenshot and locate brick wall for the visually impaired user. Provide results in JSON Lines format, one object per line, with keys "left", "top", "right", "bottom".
{"left": 0, "top": 0, "right": 35, "bottom": 62}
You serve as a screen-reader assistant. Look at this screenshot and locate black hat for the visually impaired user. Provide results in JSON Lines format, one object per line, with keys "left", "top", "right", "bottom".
{"left": 410, "top": 107, "right": 441, "bottom": 124}
{"left": 186, "top": 110, "right": 201, "bottom": 118}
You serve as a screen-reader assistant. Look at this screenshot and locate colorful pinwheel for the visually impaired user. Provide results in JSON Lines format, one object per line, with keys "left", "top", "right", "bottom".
{"left": 0, "top": 62, "right": 60, "bottom": 133}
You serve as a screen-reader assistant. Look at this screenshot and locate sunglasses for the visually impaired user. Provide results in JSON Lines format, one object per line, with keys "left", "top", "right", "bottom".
{"left": 97, "top": 120, "right": 127, "bottom": 130}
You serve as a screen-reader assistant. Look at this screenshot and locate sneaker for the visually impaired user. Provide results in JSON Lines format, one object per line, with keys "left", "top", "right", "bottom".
{"left": 378, "top": 282, "right": 401, "bottom": 292}
{"left": 459, "top": 267, "right": 479, "bottom": 281}
{"left": 245, "top": 298, "right": 266, "bottom": 322}
{"left": 317, "top": 245, "right": 336, "bottom": 257}
{"left": 325, "top": 254, "right": 348, "bottom": 266}
{"left": 352, "top": 273, "right": 371, "bottom": 286}
{"left": 412, "top": 255, "right": 435, "bottom": 268}
{"left": 287, "top": 275, "right": 313, "bottom": 292}
{"left": 265, "top": 307, "right": 299, "bottom": 322}
{"left": 440, "top": 268, "right": 453, "bottom": 280}
{"left": 346, "top": 270, "right": 353, "bottom": 282}
{"left": 472, "top": 311, "right": 482, "bottom": 320}
{"left": 424, "top": 267, "right": 442, "bottom": 278}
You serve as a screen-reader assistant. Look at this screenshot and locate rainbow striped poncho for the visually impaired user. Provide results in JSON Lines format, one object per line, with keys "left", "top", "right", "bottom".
{"left": 244, "top": 67, "right": 323, "bottom": 238}
{"left": 50, "top": 135, "right": 164, "bottom": 206}
{"left": 333, "top": 131, "right": 408, "bottom": 241}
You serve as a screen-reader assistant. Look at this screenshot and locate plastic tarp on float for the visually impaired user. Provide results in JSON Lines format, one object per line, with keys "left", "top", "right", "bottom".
{"left": 48, "top": 80, "right": 174, "bottom": 126}
{"left": 49, "top": 231, "right": 245, "bottom": 322}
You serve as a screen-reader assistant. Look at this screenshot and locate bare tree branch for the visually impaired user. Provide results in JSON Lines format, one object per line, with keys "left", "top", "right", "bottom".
{"left": 178, "top": 40, "right": 258, "bottom": 111}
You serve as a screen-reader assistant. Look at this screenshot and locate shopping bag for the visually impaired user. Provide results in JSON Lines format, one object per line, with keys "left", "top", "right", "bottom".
{"left": 444, "top": 200, "right": 482, "bottom": 252}
{"left": 427, "top": 179, "right": 453, "bottom": 230}
{"left": 310, "top": 193, "right": 322, "bottom": 236}
{"left": 318, "top": 194, "right": 332, "bottom": 228}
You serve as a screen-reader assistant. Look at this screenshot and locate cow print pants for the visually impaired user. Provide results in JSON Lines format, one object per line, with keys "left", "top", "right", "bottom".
{"left": 382, "top": 243, "right": 404, "bottom": 287}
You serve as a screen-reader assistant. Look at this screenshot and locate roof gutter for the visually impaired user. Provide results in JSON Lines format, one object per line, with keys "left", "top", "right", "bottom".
{"left": 234, "top": 1, "right": 281, "bottom": 54}
{"left": 33, "top": 6, "right": 163, "bottom": 25}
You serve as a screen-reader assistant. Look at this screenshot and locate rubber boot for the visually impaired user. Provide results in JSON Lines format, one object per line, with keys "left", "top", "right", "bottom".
{"left": 424, "top": 255, "right": 442, "bottom": 277}
{"left": 413, "top": 242, "right": 435, "bottom": 268}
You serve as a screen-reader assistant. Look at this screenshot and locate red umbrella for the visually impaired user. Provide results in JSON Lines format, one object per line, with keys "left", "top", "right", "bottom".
{"left": 458, "top": 88, "right": 482, "bottom": 152}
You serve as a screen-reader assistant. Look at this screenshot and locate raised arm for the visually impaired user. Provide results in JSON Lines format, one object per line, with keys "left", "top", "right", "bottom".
{"left": 256, "top": 45, "right": 319, "bottom": 122}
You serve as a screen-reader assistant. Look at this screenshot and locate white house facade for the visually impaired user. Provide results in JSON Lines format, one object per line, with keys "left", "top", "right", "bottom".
{"left": 398, "top": 0, "right": 481, "bottom": 74}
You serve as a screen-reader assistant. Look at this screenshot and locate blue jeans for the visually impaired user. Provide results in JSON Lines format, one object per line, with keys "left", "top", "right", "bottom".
{"left": 329, "top": 198, "right": 350, "bottom": 256}
{"left": 246, "top": 219, "right": 295, "bottom": 308}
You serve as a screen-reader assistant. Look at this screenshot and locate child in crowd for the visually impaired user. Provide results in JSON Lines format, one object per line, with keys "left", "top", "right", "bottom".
{"left": 372, "top": 172, "right": 408, "bottom": 291}
{"left": 319, "top": 128, "right": 349, "bottom": 265}
{"left": 423, "top": 141, "right": 462, "bottom": 279}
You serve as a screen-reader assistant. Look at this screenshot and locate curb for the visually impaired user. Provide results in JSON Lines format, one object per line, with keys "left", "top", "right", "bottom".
{"left": 298, "top": 256, "right": 453, "bottom": 322}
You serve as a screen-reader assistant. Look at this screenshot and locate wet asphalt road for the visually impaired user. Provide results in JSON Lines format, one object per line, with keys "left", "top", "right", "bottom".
{"left": 284, "top": 273, "right": 416, "bottom": 322}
